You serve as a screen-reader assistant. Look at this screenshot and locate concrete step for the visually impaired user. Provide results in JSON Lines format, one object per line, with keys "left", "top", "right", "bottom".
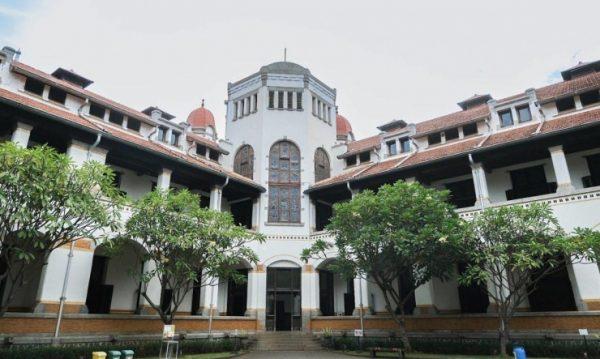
{"left": 254, "top": 331, "right": 322, "bottom": 351}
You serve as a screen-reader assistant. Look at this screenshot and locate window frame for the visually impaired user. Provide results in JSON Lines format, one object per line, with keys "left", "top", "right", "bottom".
{"left": 428, "top": 132, "right": 442, "bottom": 146}
{"left": 400, "top": 137, "right": 411, "bottom": 153}
{"left": 516, "top": 105, "right": 532, "bottom": 123}
{"left": 556, "top": 97, "right": 576, "bottom": 113}
{"left": 234, "top": 145, "right": 254, "bottom": 179}
{"left": 580, "top": 90, "right": 600, "bottom": 107}
{"left": 387, "top": 140, "right": 398, "bottom": 156}
{"left": 24, "top": 77, "right": 45, "bottom": 96}
{"left": 498, "top": 109, "right": 514, "bottom": 127}
{"left": 268, "top": 141, "right": 301, "bottom": 223}
{"left": 314, "top": 148, "right": 331, "bottom": 182}
{"left": 462, "top": 123, "right": 478, "bottom": 137}
{"left": 48, "top": 86, "right": 67, "bottom": 104}
{"left": 444, "top": 127, "right": 459, "bottom": 141}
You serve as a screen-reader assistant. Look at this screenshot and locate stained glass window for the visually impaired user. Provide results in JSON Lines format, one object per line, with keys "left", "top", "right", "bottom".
{"left": 314, "top": 148, "right": 330, "bottom": 182}
{"left": 268, "top": 141, "right": 301, "bottom": 223}
{"left": 233, "top": 145, "right": 254, "bottom": 179}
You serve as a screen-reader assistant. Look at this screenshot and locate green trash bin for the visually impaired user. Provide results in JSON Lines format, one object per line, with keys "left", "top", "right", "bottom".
{"left": 121, "top": 350, "right": 134, "bottom": 359}
{"left": 107, "top": 350, "right": 121, "bottom": 359}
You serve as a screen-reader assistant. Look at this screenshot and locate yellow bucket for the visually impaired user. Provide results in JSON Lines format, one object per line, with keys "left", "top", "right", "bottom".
{"left": 92, "top": 352, "right": 107, "bottom": 359}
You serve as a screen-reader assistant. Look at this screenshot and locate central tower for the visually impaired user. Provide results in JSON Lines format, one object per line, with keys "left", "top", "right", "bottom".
{"left": 224, "top": 61, "right": 337, "bottom": 236}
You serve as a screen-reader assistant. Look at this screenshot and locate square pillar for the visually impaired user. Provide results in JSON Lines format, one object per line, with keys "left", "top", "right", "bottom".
{"left": 209, "top": 185, "right": 222, "bottom": 211}
{"left": 34, "top": 240, "right": 95, "bottom": 314}
{"left": 549, "top": 145, "right": 575, "bottom": 194}
{"left": 156, "top": 168, "right": 172, "bottom": 191}
{"left": 470, "top": 162, "right": 490, "bottom": 206}
{"left": 567, "top": 259, "right": 600, "bottom": 311}
{"left": 247, "top": 264, "right": 267, "bottom": 330}
{"left": 11, "top": 122, "right": 33, "bottom": 147}
{"left": 199, "top": 274, "right": 219, "bottom": 316}
{"left": 353, "top": 276, "right": 370, "bottom": 315}
{"left": 302, "top": 264, "right": 319, "bottom": 331}
{"left": 414, "top": 281, "right": 437, "bottom": 314}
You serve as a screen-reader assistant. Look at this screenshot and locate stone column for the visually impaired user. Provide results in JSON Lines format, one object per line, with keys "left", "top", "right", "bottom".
{"left": 549, "top": 145, "right": 575, "bottom": 194}
{"left": 11, "top": 122, "right": 33, "bottom": 147}
{"left": 199, "top": 274, "right": 219, "bottom": 316}
{"left": 248, "top": 264, "right": 267, "bottom": 330}
{"left": 470, "top": 162, "right": 490, "bottom": 206}
{"left": 251, "top": 198, "right": 260, "bottom": 231}
{"left": 567, "top": 259, "right": 600, "bottom": 311}
{"left": 156, "top": 168, "right": 172, "bottom": 191}
{"left": 309, "top": 200, "right": 317, "bottom": 233}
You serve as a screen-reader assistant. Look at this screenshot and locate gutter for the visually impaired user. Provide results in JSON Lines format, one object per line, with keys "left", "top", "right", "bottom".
{"left": 0, "top": 95, "right": 265, "bottom": 192}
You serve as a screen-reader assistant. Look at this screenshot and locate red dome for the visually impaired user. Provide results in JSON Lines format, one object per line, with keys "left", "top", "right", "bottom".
{"left": 336, "top": 114, "right": 353, "bottom": 138}
{"left": 187, "top": 100, "right": 215, "bottom": 129}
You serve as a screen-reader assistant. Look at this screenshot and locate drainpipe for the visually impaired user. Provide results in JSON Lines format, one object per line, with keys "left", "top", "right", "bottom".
{"left": 54, "top": 241, "right": 75, "bottom": 340}
{"left": 534, "top": 101, "right": 546, "bottom": 135}
{"left": 87, "top": 133, "right": 102, "bottom": 160}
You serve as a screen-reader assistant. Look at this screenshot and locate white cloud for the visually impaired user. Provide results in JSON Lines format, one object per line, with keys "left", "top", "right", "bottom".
{"left": 0, "top": 4, "right": 27, "bottom": 18}
{"left": 7, "top": 0, "right": 600, "bottom": 138}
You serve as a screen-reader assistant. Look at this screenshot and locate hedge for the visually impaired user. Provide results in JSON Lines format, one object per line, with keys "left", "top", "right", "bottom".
{"left": 0, "top": 337, "right": 245, "bottom": 359}
{"left": 321, "top": 335, "right": 600, "bottom": 358}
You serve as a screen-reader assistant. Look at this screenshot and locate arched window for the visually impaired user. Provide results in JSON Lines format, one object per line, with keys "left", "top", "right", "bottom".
{"left": 268, "top": 141, "right": 301, "bottom": 223}
{"left": 234, "top": 145, "right": 254, "bottom": 179}
{"left": 314, "top": 148, "right": 330, "bottom": 182}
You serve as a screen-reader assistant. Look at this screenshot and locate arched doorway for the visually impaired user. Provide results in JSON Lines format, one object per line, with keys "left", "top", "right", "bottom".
{"left": 85, "top": 240, "right": 146, "bottom": 314}
{"left": 266, "top": 260, "right": 301, "bottom": 331}
{"left": 317, "top": 259, "right": 355, "bottom": 316}
{"left": 216, "top": 261, "right": 251, "bottom": 316}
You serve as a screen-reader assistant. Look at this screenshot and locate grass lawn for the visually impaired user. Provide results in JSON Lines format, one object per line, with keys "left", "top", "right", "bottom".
{"left": 343, "top": 351, "right": 562, "bottom": 359}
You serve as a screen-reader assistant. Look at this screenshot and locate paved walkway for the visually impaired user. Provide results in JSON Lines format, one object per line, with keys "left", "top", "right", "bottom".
{"left": 239, "top": 351, "right": 354, "bottom": 358}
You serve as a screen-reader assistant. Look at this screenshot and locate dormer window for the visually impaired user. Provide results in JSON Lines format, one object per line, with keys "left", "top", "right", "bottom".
{"left": 580, "top": 90, "right": 600, "bottom": 107}
{"left": 359, "top": 151, "right": 371, "bottom": 163}
{"left": 48, "top": 87, "right": 67, "bottom": 105}
{"left": 445, "top": 127, "right": 459, "bottom": 141}
{"left": 499, "top": 109, "right": 514, "bottom": 127}
{"left": 157, "top": 126, "right": 168, "bottom": 142}
{"left": 556, "top": 97, "right": 575, "bottom": 113}
{"left": 346, "top": 155, "right": 357, "bottom": 167}
{"left": 127, "top": 118, "right": 141, "bottom": 132}
{"left": 24, "top": 77, "right": 44, "bottom": 96}
{"left": 428, "top": 132, "right": 441, "bottom": 145}
{"left": 170, "top": 131, "right": 180, "bottom": 146}
{"left": 516, "top": 105, "right": 532, "bottom": 123}
{"left": 89, "top": 102, "right": 106, "bottom": 119}
{"left": 209, "top": 149, "right": 219, "bottom": 162}
{"left": 196, "top": 144, "right": 207, "bottom": 157}
{"left": 109, "top": 111, "right": 124, "bottom": 126}
{"left": 463, "top": 123, "right": 478, "bottom": 137}
{"left": 400, "top": 138, "right": 411, "bottom": 153}
{"left": 387, "top": 140, "right": 397, "bottom": 156}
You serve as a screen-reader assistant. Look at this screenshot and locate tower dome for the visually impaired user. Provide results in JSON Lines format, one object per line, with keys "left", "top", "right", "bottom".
{"left": 336, "top": 114, "right": 354, "bottom": 141}
{"left": 187, "top": 100, "right": 216, "bottom": 130}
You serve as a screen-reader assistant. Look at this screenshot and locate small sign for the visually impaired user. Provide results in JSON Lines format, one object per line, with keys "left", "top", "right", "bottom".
{"left": 354, "top": 329, "right": 364, "bottom": 337}
{"left": 579, "top": 328, "right": 589, "bottom": 336}
{"left": 163, "top": 325, "right": 176, "bottom": 339}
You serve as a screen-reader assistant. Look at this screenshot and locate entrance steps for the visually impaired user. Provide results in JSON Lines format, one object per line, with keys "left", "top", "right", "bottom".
{"left": 254, "top": 331, "right": 322, "bottom": 351}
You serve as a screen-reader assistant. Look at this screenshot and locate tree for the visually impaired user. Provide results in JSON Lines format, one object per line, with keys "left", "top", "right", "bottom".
{"left": 302, "top": 181, "right": 466, "bottom": 351}
{"left": 116, "top": 189, "right": 263, "bottom": 325}
{"left": 0, "top": 142, "right": 123, "bottom": 315}
{"left": 459, "top": 203, "right": 598, "bottom": 356}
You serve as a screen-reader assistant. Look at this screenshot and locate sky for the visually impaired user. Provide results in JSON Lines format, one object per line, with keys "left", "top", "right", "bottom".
{"left": 1, "top": 0, "right": 599, "bottom": 139}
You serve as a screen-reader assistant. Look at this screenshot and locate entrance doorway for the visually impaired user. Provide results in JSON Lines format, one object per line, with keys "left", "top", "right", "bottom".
{"left": 266, "top": 267, "right": 301, "bottom": 331}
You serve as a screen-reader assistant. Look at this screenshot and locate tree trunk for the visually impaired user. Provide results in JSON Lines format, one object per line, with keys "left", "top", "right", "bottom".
{"left": 499, "top": 316, "right": 510, "bottom": 357}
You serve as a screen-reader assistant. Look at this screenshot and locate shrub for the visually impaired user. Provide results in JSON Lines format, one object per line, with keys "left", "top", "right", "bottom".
{"left": 0, "top": 337, "right": 244, "bottom": 359}
{"left": 321, "top": 336, "right": 600, "bottom": 358}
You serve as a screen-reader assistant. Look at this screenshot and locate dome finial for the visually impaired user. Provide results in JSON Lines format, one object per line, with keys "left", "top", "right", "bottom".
{"left": 201, "top": 99, "right": 205, "bottom": 107}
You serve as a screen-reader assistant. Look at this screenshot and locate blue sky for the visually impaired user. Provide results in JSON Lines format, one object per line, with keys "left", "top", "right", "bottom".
{"left": 2, "top": 0, "right": 600, "bottom": 139}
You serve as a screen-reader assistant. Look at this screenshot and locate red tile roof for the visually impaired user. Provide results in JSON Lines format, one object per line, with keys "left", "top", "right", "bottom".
{"left": 310, "top": 107, "right": 600, "bottom": 191}
{"left": 536, "top": 71, "right": 600, "bottom": 103}
{"left": 339, "top": 135, "right": 381, "bottom": 158}
{"left": 11, "top": 62, "right": 154, "bottom": 125}
{"left": 0, "top": 88, "right": 262, "bottom": 190}
{"left": 415, "top": 103, "right": 489, "bottom": 136}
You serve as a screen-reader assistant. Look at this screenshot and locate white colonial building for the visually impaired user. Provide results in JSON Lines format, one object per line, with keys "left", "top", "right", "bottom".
{"left": 1, "top": 45, "right": 600, "bottom": 338}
